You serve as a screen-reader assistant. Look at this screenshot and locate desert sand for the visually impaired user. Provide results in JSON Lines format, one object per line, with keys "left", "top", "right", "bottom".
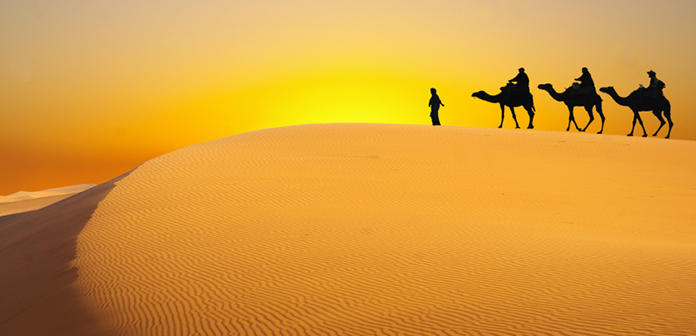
{"left": 2, "top": 123, "right": 696, "bottom": 335}
{"left": 0, "top": 184, "right": 96, "bottom": 217}
{"left": 0, "top": 175, "right": 128, "bottom": 335}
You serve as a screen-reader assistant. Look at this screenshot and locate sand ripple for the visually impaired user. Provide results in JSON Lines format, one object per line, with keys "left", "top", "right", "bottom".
{"left": 75, "top": 124, "right": 696, "bottom": 335}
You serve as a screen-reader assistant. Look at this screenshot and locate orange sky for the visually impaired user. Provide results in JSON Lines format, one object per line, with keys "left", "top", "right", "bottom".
{"left": 2, "top": 0, "right": 696, "bottom": 195}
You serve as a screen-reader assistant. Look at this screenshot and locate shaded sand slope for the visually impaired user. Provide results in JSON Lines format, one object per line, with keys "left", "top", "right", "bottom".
{"left": 0, "top": 174, "right": 129, "bottom": 335}
{"left": 75, "top": 124, "right": 696, "bottom": 335}
{"left": 0, "top": 184, "right": 96, "bottom": 217}
{"left": 0, "top": 184, "right": 96, "bottom": 203}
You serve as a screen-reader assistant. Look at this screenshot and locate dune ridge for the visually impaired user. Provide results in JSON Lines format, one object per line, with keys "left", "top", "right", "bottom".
{"left": 0, "top": 184, "right": 96, "bottom": 202}
{"left": 0, "top": 173, "right": 130, "bottom": 335}
{"left": 0, "top": 184, "right": 96, "bottom": 217}
{"left": 72, "top": 123, "right": 696, "bottom": 335}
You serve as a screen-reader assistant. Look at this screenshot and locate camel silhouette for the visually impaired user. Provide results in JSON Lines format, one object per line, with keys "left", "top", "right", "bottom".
{"left": 538, "top": 84, "right": 605, "bottom": 134}
{"left": 599, "top": 86, "right": 673, "bottom": 139}
{"left": 472, "top": 84, "right": 535, "bottom": 129}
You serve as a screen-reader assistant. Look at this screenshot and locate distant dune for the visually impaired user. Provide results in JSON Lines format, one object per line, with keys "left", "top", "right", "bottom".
{"left": 2, "top": 124, "right": 696, "bottom": 336}
{"left": 0, "top": 184, "right": 96, "bottom": 217}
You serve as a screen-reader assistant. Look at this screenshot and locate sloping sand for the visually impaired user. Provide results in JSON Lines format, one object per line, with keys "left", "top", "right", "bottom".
{"left": 0, "top": 184, "right": 96, "bottom": 217}
{"left": 0, "top": 175, "right": 128, "bottom": 335}
{"left": 3, "top": 123, "right": 696, "bottom": 335}
{"left": 0, "top": 184, "right": 96, "bottom": 203}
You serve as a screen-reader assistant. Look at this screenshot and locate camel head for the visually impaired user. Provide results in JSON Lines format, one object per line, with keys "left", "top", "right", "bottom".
{"left": 537, "top": 83, "right": 553, "bottom": 91}
{"left": 599, "top": 87, "right": 615, "bottom": 95}
{"left": 471, "top": 90, "right": 501, "bottom": 104}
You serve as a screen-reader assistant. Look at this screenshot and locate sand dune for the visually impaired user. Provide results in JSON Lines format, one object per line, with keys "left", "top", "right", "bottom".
{"left": 3, "top": 123, "right": 696, "bottom": 335}
{"left": 0, "top": 184, "right": 96, "bottom": 202}
{"left": 0, "top": 184, "right": 96, "bottom": 217}
{"left": 0, "top": 175, "right": 128, "bottom": 335}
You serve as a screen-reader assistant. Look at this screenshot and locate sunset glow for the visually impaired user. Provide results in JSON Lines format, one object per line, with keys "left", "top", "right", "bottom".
{"left": 2, "top": 0, "right": 696, "bottom": 194}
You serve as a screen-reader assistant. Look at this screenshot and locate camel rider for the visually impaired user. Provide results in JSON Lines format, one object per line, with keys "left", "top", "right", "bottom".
{"left": 509, "top": 67, "right": 530, "bottom": 98}
{"left": 640, "top": 70, "right": 665, "bottom": 100}
{"left": 648, "top": 70, "right": 665, "bottom": 95}
{"left": 574, "top": 67, "right": 596, "bottom": 95}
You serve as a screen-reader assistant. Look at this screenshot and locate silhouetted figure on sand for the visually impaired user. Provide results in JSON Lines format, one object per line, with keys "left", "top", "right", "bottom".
{"left": 429, "top": 88, "right": 444, "bottom": 126}
{"left": 600, "top": 80, "right": 673, "bottom": 138}
{"left": 573, "top": 67, "right": 597, "bottom": 95}
{"left": 538, "top": 83, "right": 605, "bottom": 134}
{"left": 538, "top": 68, "right": 605, "bottom": 134}
{"left": 472, "top": 83, "right": 535, "bottom": 129}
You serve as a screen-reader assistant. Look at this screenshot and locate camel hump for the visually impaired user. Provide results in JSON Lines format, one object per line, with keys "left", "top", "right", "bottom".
{"left": 631, "top": 87, "right": 663, "bottom": 98}
{"left": 574, "top": 87, "right": 594, "bottom": 95}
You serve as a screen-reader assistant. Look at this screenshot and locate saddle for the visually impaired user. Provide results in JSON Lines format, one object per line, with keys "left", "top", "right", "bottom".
{"left": 570, "top": 83, "right": 594, "bottom": 95}
{"left": 634, "top": 87, "right": 663, "bottom": 99}
{"left": 502, "top": 83, "right": 530, "bottom": 100}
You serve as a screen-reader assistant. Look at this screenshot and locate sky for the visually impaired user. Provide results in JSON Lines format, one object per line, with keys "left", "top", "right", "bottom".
{"left": 2, "top": 0, "right": 696, "bottom": 195}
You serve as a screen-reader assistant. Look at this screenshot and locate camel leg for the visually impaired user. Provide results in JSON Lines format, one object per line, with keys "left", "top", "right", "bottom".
{"left": 595, "top": 102, "right": 605, "bottom": 134}
{"left": 498, "top": 104, "right": 505, "bottom": 128}
{"left": 525, "top": 105, "right": 535, "bottom": 129}
{"left": 582, "top": 105, "right": 595, "bottom": 132}
{"left": 651, "top": 110, "right": 666, "bottom": 137}
{"left": 509, "top": 106, "right": 520, "bottom": 129}
{"left": 664, "top": 105, "right": 673, "bottom": 139}
{"left": 628, "top": 112, "right": 637, "bottom": 136}
{"left": 567, "top": 106, "right": 581, "bottom": 132}
{"left": 565, "top": 106, "right": 572, "bottom": 131}
{"left": 636, "top": 113, "right": 647, "bottom": 137}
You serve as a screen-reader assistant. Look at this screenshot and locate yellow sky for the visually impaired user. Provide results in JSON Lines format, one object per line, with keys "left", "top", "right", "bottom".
{"left": 2, "top": 0, "right": 696, "bottom": 195}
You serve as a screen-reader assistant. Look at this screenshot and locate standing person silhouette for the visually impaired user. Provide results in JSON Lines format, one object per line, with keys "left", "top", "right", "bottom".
{"left": 509, "top": 67, "right": 530, "bottom": 97}
{"left": 429, "top": 88, "right": 444, "bottom": 126}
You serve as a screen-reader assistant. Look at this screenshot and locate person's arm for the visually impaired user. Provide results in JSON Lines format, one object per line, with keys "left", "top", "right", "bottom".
{"left": 650, "top": 77, "right": 664, "bottom": 89}
{"left": 576, "top": 73, "right": 588, "bottom": 82}
{"left": 510, "top": 73, "right": 522, "bottom": 83}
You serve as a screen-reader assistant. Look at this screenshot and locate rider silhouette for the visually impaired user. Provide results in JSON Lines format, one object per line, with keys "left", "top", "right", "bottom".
{"left": 507, "top": 67, "right": 531, "bottom": 103}
{"left": 574, "top": 67, "right": 596, "bottom": 94}
{"left": 509, "top": 68, "right": 530, "bottom": 97}
{"left": 648, "top": 70, "right": 665, "bottom": 90}
{"left": 639, "top": 70, "right": 665, "bottom": 101}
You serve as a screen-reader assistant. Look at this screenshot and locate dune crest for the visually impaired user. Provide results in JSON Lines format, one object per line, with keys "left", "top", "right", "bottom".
{"left": 0, "top": 184, "right": 96, "bottom": 217}
{"left": 0, "top": 184, "right": 96, "bottom": 202}
{"left": 74, "top": 124, "right": 696, "bottom": 335}
{"left": 0, "top": 174, "right": 128, "bottom": 335}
